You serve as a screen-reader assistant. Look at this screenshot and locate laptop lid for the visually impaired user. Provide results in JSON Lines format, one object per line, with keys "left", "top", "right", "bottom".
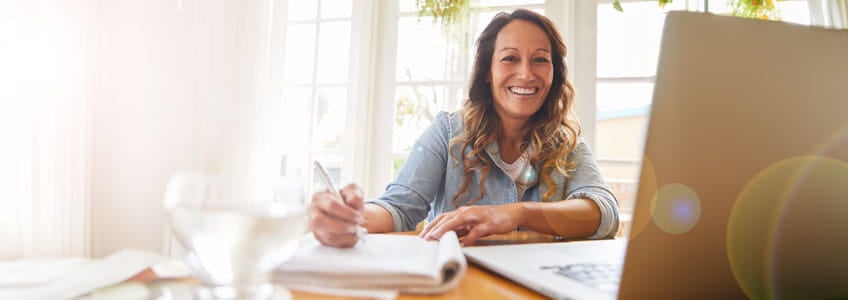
{"left": 619, "top": 11, "right": 848, "bottom": 299}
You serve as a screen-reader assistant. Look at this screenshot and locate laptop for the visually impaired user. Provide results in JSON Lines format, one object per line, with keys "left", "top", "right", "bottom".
{"left": 463, "top": 11, "right": 848, "bottom": 300}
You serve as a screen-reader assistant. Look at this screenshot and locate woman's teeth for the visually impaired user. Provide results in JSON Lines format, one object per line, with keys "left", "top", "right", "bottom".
{"left": 509, "top": 87, "right": 536, "bottom": 95}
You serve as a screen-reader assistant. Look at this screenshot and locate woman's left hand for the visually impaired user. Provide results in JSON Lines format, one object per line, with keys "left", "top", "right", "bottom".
{"left": 419, "top": 204, "right": 523, "bottom": 246}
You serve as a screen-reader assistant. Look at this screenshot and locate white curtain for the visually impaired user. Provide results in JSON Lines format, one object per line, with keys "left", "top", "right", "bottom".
{"left": 0, "top": 0, "right": 286, "bottom": 259}
{"left": 159, "top": 0, "right": 287, "bottom": 256}
{"left": 0, "top": 1, "right": 95, "bottom": 259}
{"left": 824, "top": 0, "right": 848, "bottom": 28}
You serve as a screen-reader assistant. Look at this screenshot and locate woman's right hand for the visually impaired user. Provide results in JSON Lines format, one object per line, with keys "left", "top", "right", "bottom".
{"left": 309, "top": 183, "right": 365, "bottom": 248}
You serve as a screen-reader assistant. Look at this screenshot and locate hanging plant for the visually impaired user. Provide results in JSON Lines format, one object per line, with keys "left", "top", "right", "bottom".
{"left": 729, "top": 0, "right": 780, "bottom": 19}
{"left": 415, "top": 0, "right": 471, "bottom": 34}
{"left": 614, "top": 0, "right": 674, "bottom": 12}
{"left": 612, "top": 0, "right": 781, "bottom": 20}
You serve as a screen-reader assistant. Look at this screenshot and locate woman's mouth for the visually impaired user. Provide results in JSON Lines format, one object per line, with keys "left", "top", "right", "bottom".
{"left": 509, "top": 86, "right": 538, "bottom": 96}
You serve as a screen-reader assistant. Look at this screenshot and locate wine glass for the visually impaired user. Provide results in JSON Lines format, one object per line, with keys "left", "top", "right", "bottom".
{"left": 163, "top": 173, "right": 308, "bottom": 299}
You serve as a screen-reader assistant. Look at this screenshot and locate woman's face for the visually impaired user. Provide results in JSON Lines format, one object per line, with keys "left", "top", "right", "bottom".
{"left": 489, "top": 19, "right": 553, "bottom": 124}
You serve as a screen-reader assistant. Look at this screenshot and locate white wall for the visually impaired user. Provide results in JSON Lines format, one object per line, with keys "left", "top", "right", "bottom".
{"left": 91, "top": 0, "right": 280, "bottom": 257}
{"left": 91, "top": 0, "right": 196, "bottom": 257}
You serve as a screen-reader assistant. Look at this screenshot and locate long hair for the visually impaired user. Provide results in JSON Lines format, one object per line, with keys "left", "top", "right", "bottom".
{"left": 449, "top": 8, "right": 581, "bottom": 205}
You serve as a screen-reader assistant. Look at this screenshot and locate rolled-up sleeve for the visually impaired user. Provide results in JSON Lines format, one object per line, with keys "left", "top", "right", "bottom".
{"left": 563, "top": 139, "right": 620, "bottom": 239}
{"left": 366, "top": 112, "right": 451, "bottom": 232}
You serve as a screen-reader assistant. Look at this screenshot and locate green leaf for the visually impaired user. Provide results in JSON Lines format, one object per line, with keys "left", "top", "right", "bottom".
{"left": 613, "top": 0, "right": 623, "bottom": 12}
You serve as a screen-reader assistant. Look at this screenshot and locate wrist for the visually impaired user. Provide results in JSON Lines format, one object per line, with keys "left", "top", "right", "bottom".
{"left": 509, "top": 202, "right": 534, "bottom": 229}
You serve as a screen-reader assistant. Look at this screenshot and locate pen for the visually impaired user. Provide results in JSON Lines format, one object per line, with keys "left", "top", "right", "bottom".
{"left": 313, "top": 160, "right": 367, "bottom": 242}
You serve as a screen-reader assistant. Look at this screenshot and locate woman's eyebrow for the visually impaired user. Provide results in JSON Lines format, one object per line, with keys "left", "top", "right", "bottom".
{"left": 497, "top": 47, "right": 551, "bottom": 53}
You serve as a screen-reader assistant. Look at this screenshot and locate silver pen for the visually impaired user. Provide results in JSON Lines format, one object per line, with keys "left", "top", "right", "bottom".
{"left": 313, "top": 160, "right": 367, "bottom": 242}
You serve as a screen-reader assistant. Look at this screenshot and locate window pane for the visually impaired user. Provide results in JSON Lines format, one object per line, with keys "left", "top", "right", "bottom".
{"left": 594, "top": 80, "right": 655, "bottom": 218}
{"left": 596, "top": 81, "right": 653, "bottom": 113}
{"left": 398, "top": 0, "right": 417, "bottom": 13}
{"left": 595, "top": 81, "right": 651, "bottom": 161}
{"left": 779, "top": 1, "right": 810, "bottom": 25}
{"left": 284, "top": 24, "right": 316, "bottom": 85}
{"left": 280, "top": 87, "right": 313, "bottom": 177}
{"left": 596, "top": 2, "right": 684, "bottom": 78}
{"left": 288, "top": 0, "right": 318, "bottom": 21}
{"left": 281, "top": 87, "right": 312, "bottom": 146}
{"left": 392, "top": 85, "right": 464, "bottom": 153}
{"left": 317, "top": 21, "right": 351, "bottom": 84}
{"left": 312, "top": 87, "right": 347, "bottom": 150}
{"left": 320, "top": 0, "right": 352, "bottom": 18}
{"left": 396, "top": 16, "right": 466, "bottom": 81}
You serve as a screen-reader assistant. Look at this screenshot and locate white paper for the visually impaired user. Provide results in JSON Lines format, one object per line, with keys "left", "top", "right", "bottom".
{"left": 0, "top": 249, "right": 168, "bottom": 300}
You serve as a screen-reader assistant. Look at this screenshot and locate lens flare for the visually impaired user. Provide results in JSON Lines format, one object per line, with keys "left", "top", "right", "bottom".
{"left": 727, "top": 155, "right": 848, "bottom": 299}
{"left": 649, "top": 183, "right": 701, "bottom": 235}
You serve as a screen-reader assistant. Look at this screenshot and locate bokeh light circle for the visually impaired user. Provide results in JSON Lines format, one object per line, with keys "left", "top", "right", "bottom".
{"left": 649, "top": 183, "right": 701, "bottom": 235}
{"left": 727, "top": 155, "right": 848, "bottom": 299}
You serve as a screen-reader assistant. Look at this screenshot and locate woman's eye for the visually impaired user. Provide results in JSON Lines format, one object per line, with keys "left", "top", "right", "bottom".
{"left": 501, "top": 56, "right": 518, "bottom": 62}
{"left": 534, "top": 57, "right": 550, "bottom": 63}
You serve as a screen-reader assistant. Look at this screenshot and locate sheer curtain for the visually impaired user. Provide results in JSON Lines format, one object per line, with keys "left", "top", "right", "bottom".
{"left": 824, "top": 0, "right": 848, "bottom": 28}
{"left": 89, "top": 0, "right": 286, "bottom": 257}
{"left": 0, "top": 0, "right": 286, "bottom": 259}
{"left": 0, "top": 0, "right": 95, "bottom": 259}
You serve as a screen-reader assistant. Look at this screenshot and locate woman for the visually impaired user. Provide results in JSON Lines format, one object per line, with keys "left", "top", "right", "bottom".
{"left": 309, "top": 9, "right": 619, "bottom": 247}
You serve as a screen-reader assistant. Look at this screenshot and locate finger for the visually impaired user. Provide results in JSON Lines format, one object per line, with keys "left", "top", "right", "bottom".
{"left": 312, "top": 191, "right": 363, "bottom": 223}
{"left": 339, "top": 183, "right": 365, "bottom": 211}
{"left": 427, "top": 212, "right": 475, "bottom": 240}
{"left": 310, "top": 210, "right": 363, "bottom": 235}
{"left": 419, "top": 212, "right": 450, "bottom": 238}
{"left": 454, "top": 225, "right": 471, "bottom": 237}
{"left": 314, "top": 229, "right": 359, "bottom": 248}
{"left": 460, "top": 224, "right": 491, "bottom": 246}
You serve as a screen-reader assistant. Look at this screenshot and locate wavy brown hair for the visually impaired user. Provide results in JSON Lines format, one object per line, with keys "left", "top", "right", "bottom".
{"left": 449, "top": 9, "right": 581, "bottom": 205}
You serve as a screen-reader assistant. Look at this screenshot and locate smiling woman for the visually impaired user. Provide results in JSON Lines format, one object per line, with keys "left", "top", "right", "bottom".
{"left": 308, "top": 8, "right": 619, "bottom": 248}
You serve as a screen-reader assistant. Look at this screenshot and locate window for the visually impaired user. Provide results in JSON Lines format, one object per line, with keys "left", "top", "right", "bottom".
{"left": 279, "top": 0, "right": 357, "bottom": 192}
{"left": 286, "top": 0, "right": 816, "bottom": 206}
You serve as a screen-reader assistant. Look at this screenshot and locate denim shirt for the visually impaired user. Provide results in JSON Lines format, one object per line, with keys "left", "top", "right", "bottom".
{"left": 368, "top": 111, "right": 620, "bottom": 239}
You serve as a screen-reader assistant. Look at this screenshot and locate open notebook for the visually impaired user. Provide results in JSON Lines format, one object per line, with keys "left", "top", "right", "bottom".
{"left": 274, "top": 231, "right": 466, "bottom": 294}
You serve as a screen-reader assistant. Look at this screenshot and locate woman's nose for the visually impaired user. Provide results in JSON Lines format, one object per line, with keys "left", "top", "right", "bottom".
{"left": 516, "top": 61, "right": 534, "bottom": 80}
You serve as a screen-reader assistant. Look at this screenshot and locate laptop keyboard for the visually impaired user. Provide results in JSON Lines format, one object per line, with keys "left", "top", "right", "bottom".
{"left": 541, "top": 263, "right": 622, "bottom": 293}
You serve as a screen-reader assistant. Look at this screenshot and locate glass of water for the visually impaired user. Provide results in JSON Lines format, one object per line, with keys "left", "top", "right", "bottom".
{"left": 163, "top": 173, "right": 308, "bottom": 299}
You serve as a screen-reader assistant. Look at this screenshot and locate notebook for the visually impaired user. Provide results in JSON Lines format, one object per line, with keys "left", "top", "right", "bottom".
{"left": 276, "top": 231, "right": 466, "bottom": 295}
{"left": 464, "top": 11, "right": 848, "bottom": 300}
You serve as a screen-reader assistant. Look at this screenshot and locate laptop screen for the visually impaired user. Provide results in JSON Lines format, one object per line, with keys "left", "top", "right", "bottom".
{"left": 619, "top": 11, "right": 848, "bottom": 299}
